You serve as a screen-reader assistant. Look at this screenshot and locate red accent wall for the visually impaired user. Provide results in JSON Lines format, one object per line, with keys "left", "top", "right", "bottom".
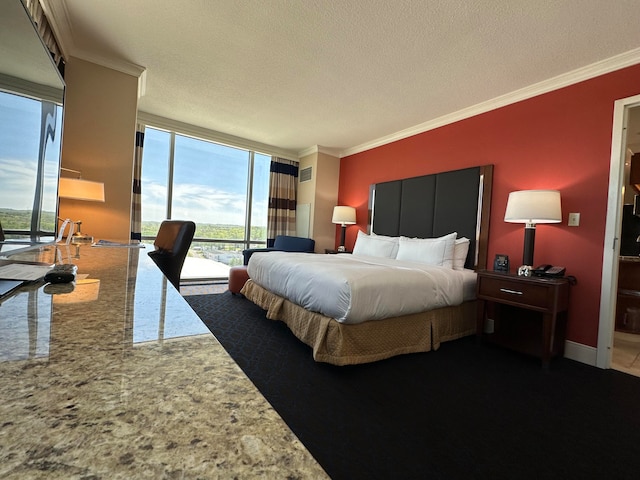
{"left": 338, "top": 64, "right": 640, "bottom": 347}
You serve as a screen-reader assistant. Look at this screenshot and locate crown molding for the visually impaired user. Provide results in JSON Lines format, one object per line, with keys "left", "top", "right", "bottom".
{"left": 70, "top": 52, "right": 146, "bottom": 79}
{"left": 298, "top": 145, "right": 341, "bottom": 159}
{"left": 138, "top": 112, "right": 300, "bottom": 161}
{"left": 41, "top": 0, "right": 145, "bottom": 78}
{"left": 340, "top": 48, "right": 640, "bottom": 158}
{"left": 298, "top": 145, "right": 319, "bottom": 158}
{"left": 317, "top": 146, "right": 342, "bottom": 158}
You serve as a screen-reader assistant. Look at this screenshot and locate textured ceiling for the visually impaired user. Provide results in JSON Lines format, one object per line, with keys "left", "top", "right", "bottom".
{"left": 43, "top": 0, "right": 640, "bottom": 157}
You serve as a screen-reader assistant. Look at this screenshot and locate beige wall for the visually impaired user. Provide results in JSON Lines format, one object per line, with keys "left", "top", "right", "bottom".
{"left": 58, "top": 57, "right": 139, "bottom": 242}
{"left": 298, "top": 150, "right": 340, "bottom": 252}
{"left": 297, "top": 154, "right": 316, "bottom": 235}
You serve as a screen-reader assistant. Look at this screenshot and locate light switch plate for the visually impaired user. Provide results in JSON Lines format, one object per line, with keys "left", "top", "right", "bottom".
{"left": 568, "top": 212, "right": 580, "bottom": 226}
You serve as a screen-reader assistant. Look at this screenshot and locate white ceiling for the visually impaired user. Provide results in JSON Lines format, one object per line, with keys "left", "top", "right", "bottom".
{"left": 42, "top": 0, "right": 640, "bottom": 158}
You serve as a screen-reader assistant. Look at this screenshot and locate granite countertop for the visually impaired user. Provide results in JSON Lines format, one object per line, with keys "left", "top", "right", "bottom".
{"left": 0, "top": 244, "right": 327, "bottom": 479}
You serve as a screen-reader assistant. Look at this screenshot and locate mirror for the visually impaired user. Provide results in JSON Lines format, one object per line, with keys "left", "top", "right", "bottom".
{"left": 0, "top": 0, "right": 64, "bottom": 245}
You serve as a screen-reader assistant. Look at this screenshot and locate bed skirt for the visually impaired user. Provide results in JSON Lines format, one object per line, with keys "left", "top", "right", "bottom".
{"left": 241, "top": 279, "right": 476, "bottom": 366}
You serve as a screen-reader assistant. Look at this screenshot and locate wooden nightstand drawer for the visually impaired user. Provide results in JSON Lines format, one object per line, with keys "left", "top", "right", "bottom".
{"left": 478, "top": 276, "right": 551, "bottom": 310}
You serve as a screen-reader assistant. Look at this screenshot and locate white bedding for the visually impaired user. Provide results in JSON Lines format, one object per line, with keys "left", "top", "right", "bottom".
{"left": 246, "top": 252, "right": 476, "bottom": 324}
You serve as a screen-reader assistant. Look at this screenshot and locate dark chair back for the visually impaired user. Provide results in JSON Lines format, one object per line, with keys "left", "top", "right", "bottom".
{"left": 272, "top": 235, "right": 315, "bottom": 251}
{"left": 242, "top": 235, "right": 315, "bottom": 265}
{"left": 148, "top": 220, "right": 196, "bottom": 291}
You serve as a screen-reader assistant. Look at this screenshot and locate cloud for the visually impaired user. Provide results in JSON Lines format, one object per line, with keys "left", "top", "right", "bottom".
{"left": 172, "top": 182, "right": 246, "bottom": 224}
{"left": 0, "top": 158, "right": 39, "bottom": 209}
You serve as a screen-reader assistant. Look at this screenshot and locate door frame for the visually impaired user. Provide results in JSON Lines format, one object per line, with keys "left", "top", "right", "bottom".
{"left": 597, "top": 93, "right": 640, "bottom": 368}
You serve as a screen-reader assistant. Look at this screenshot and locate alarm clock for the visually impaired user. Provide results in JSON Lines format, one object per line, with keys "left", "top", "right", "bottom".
{"left": 493, "top": 254, "right": 509, "bottom": 273}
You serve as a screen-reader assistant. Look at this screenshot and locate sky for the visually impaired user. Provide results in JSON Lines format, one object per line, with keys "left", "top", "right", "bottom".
{"left": 0, "top": 91, "right": 61, "bottom": 216}
{"left": 141, "top": 127, "right": 269, "bottom": 227}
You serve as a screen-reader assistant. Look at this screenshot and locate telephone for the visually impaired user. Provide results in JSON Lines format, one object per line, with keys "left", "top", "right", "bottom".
{"left": 533, "top": 264, "right": 566, "bottom": 277}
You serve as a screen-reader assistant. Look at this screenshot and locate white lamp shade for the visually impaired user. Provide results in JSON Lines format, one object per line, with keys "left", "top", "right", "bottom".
{"left": 59, "top": 177, "right": 105, "bottom": 202}
{"left": 504, "top": 190, "right": 562, "bottom": 224}
{"left": 332, "top": 206, "right": 356, "bottom": 225}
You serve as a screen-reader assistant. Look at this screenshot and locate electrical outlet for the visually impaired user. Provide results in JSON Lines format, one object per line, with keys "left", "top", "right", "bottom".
{"left": 568, "top": 212, "right": 580, "bottom": 226}
{"left": 484, "top": 318, "right": 495, "bottom": 334}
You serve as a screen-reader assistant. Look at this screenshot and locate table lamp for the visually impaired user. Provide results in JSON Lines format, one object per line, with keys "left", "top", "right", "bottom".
{"left": 504, "top": 190, "right": 562, "bottom": 273}
{"left": 332, "top": 206, "right": 356, "bottom": 252}
{"left": 58, "top": 171, "right": 105, "bottom": 244}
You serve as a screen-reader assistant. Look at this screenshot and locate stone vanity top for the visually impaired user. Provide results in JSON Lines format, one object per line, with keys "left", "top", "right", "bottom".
{"left": 0, "top": 244, "right": 327, "bottom": 479}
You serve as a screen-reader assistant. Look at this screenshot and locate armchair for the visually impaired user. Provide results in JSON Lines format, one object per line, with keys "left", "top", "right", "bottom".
{"left": 243, "top": 235, "right": 315, "bottom": 265}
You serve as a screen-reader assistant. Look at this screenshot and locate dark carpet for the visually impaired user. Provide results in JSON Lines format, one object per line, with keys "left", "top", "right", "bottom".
{"left": 185, "top": 291, "right": 640, "bottom": 480}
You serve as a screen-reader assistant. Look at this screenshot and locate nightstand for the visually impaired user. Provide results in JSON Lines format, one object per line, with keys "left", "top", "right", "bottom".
{"left": 325, "top": 249, "right": 352, "bottom": 254}
{"left": 476, "top": 270, "right": 570, "bottom": 367}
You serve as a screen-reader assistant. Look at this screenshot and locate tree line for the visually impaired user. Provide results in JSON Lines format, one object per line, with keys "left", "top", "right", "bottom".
{"left": 0, "top": 209, "right": 266, "bottom": 241}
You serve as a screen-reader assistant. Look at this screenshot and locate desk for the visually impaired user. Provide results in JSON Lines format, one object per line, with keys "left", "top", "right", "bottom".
{"left": 476, "top": 270, "right": 570, "bottom": 367}
{"left": 0, "top": 245, "right": 327, "bottom": 478}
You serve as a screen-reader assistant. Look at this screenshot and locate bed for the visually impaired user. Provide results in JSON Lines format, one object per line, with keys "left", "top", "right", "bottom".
{"left": 241, "top": 165, "right": 493, "bottom": 365}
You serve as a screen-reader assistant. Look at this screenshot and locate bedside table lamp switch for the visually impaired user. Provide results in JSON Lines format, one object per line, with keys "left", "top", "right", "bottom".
{"left": 504, "top": 190, "right": 562, "bottom": 274}
{"left": 568, "top": 213, "right": 580, "bottom": 226}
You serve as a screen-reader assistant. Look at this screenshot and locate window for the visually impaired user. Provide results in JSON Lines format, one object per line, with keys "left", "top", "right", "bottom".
{"left": 250, "top": 153, "right": 270, "bottom": 242}
{"left": 140, "top": 127, "right": 271, "bottom": 278}
{"left": 0, "top": 90, "right": 62, "bottom": 237}
{"left": 172, "top": 134, "right": 250, "bottom": 239}
{"left": 139, "top": 128, "right": 170, "bottom": 232}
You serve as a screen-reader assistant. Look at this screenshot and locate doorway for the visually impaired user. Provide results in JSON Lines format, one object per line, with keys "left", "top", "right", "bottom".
{"left": 597, "top": 94, "right": 640, "bottom": 372}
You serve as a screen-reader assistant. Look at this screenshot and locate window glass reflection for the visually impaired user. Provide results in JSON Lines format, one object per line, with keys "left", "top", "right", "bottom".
{"left": 0, "top": 287, "right": 51, "bottom": 361}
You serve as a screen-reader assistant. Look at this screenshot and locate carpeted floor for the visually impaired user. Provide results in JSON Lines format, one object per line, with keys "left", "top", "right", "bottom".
{"left": 185, "top": 291, "right": 640, "bottom": 480}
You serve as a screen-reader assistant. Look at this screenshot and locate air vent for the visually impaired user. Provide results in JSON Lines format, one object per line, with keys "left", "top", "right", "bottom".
{"left": 300, "top": 166, "right": 312, "bottom": 183}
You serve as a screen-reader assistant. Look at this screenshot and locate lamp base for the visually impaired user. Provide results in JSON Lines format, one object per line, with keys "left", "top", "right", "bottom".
{"left": 517, "top": 265, "right": 533, "bottom": 277}
{"left": 71, "top": 233, "right": 93, "bottom": 244}
{"left": 522, "top": 224, "right": 536, "bottom": 266}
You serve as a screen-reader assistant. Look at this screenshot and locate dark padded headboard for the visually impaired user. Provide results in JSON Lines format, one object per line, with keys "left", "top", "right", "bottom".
{"left": 369, "top": 165, "right": 493, "bottom": 270}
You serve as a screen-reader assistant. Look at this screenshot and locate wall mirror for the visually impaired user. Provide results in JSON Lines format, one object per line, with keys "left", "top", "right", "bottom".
{"left": 0, "top": 0, "right": 64, "bottom": 244}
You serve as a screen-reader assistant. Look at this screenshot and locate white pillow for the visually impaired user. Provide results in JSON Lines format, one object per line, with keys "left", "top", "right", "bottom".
{"left": 453, "top": 237, "right": 470, "bottom": 270}
{"left": 396, "top": 232, "right": 457, "bottom": 268}
{"left": 370, "top": 232, "right": 400, "bottom": 258}
{"left": 352, "top": 230, "right": 399, "bottom": 258}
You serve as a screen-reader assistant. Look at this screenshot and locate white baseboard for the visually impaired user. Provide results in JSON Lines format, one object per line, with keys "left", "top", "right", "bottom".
{"left": 564, "top": 340, "right": 598, "bottom": 366}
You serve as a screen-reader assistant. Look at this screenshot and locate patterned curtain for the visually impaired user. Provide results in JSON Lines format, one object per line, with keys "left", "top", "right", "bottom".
{"left": 130, "top": 124, "right": 144, "bottom": 241}
{"left": 267, "top": 157, "right": 299, "bottom": 247}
